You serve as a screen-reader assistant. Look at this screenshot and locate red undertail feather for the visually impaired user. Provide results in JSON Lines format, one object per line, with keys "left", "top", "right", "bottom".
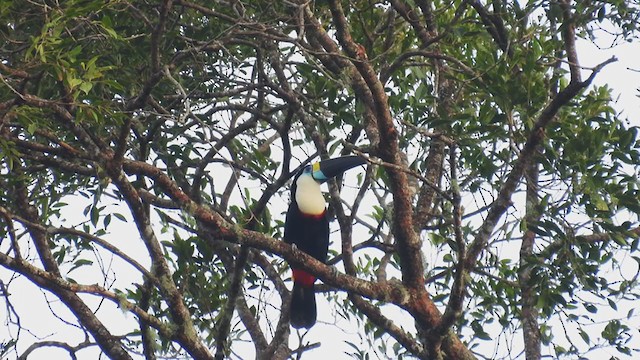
{"left": 292, "top": 268, "right": 316, "bottom": 287}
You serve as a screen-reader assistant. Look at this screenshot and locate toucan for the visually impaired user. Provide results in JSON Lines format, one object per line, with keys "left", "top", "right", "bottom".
{"left": 284, "top": 155, "right": 366, "bottom": 329}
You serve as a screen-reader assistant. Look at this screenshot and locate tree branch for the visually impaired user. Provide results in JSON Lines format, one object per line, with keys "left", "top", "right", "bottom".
{"left": 104, "top": 158, "right": 213, "bottom": 359}
{"left": 519, "top": 144, "right": 543, "bottom": 360}
{"left": 18, "top": 339, "right": 94, "bottom": 360}
{"left": 464, "top": 55, "right": 616, "bottom": 271}
{"left": 9, "top": 164, "right": 132, "bottom": 359}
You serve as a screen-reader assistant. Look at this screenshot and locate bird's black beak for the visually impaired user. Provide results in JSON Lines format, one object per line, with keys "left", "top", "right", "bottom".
{"left": 311, "top": 156, "right": 366, "bottom": 183}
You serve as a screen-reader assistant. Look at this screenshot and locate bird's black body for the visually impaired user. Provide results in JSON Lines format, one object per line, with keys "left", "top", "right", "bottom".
{"left": 283, "top": 156, "right": 366, "bottom": 329}
{"left": 284, "top": 200, "right": 329, "bottom": 328}
{"left": 284, "top": 201, "right": 330, "bottom": 264}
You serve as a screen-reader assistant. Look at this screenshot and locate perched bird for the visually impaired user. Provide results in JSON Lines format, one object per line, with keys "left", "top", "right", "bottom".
{"left": 284, "top": 155, "right": 366, "bottom": 329}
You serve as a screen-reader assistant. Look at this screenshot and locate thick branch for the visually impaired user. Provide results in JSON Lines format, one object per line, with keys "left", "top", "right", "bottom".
{"left": 104, "top": 160, "right": 213, "bottom": 360}
{"left": 464, "top": 55, "right": 615, "bottom": 271}
{"left": 469, "top": 0, "right": 510, "bottom": 53}
{"left": 0, "top": 252, "right": 172, "bottom": 341}
{"left": 432, "top": 146, "right": 465, "bottom": 336}
{"left": 519, "top": 146, "right": 542, "bottom": 360}
{"left": 326, "top": 0, "right": 424, "bottom": 289}
{"left": 10, "top": 165, "right": 132, "bottom": 359}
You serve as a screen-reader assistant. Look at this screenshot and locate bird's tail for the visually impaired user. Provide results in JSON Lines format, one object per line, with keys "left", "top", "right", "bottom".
{"left": 290, "top": 282, "right": 317, "bottom": 329}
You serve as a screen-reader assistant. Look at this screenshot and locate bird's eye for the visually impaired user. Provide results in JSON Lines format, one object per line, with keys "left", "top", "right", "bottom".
{"left": 303, "top": 165, "right": 312, "bottom": 173}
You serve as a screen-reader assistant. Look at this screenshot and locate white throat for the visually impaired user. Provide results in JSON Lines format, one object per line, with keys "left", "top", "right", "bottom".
{"left": 295, "top": 175, "right": 326, "bottom": 215}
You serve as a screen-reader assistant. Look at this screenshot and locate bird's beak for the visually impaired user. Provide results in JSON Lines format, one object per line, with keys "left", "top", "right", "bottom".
{"left": 311, "top": 156, "right": 366, "bottom": 183}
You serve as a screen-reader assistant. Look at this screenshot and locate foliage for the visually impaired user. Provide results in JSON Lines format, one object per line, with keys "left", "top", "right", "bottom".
{"left": 0, "top": 0, "right": 639, "bottom": 359}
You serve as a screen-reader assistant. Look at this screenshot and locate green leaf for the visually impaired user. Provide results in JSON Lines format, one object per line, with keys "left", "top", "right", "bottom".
{"left": 79, "top": 81, "right": 93, "bottom": 94}
{"left": 113, "top": 213, "right": 127, "bottom": 222}
{"left": 584, "top": 303, "right": 598, "bottom": 313}
{"left": 69, "top": 259, "right": 93, "bottom": 273}
{"left": 579, "top": 329, "right": 590, "bottom": 344}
